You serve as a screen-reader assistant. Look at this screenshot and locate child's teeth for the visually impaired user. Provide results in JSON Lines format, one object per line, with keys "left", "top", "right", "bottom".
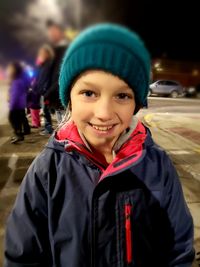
{"left": 92, "top": 125, "right": 113, "bottom": 131}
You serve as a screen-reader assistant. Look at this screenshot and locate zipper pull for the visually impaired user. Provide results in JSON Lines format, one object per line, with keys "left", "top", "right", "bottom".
{"left": 125, "top": 204, "right": 133, "bottom": 264}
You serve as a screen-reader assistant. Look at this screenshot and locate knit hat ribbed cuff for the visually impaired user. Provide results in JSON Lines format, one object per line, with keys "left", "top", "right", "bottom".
{"left": 59, "top": 23, "right": 151, "bottom": 108}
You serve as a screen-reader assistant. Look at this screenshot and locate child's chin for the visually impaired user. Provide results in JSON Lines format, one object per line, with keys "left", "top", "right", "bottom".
{"left": 86, "top": 135, "right": 115, "bottom": 147}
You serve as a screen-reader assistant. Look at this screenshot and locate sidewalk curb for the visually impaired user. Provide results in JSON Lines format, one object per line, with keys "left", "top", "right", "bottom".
{"left": 143, "top": 113, "right": 155, "bottom": 127}
{"left": 143, "top": 113, "right": 200, "bottom": 151}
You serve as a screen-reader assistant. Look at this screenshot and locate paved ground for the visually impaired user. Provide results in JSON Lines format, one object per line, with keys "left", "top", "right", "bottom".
{"left": 0, "top": 95, "right": 200, "bottom": 266}
{"left": 0, "top": 123, "right": 50, "bottom": 263}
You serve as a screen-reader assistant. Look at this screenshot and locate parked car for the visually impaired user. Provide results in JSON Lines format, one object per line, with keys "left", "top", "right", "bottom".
{"left": 149, "top": 80, "right": 184, "bottom": 98}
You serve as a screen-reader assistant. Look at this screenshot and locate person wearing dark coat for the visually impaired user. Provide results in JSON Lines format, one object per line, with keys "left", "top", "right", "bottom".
{"left": 43, "top": 20, "right": 68, "bottom": 124}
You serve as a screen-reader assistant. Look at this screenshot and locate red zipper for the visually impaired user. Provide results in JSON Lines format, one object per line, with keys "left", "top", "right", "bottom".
{"left": 125, "top": 204, "right": 133, "bottom": 264}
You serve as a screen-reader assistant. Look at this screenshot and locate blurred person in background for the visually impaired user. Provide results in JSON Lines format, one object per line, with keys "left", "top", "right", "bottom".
{"left": 6, "top": 62, "right": 30, "bottom": 144}
{"left": 27, "top": 67, "right": 41, "bottom": 129}
{"left": 29, "top": 44, "right": 54, "bottom": 133}
{"left": 43, "top": 20, "right": 68, "bottom": 125}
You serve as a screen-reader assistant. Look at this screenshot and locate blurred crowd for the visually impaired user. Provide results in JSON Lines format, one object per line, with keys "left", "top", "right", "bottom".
{"left": 6, "top": 20, "right": 69, "bottom": 144}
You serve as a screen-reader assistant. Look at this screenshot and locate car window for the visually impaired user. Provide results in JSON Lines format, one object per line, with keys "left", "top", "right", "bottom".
{"left": 157, "top": 81, "right": 166, "bottom": 85}
{"left": 165, "top": 81, "right": 178, "bottom": 86}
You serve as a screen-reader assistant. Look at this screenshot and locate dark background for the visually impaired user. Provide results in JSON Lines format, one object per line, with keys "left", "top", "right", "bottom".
{"left": 0, "top": 0, "right": 199, "bottom": 65}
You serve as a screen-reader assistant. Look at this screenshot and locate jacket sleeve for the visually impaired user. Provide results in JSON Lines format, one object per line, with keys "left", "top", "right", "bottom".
{"left": 162, "top": 155, "right": 195, "bottom": 267}
{"left": 44, "top": 46, "right": 66, "bottom": 101}
{"left": 36, "top": 61, "right": 53, "bottom": 96}
{"left": 9, "top": 81, "right": 20, "bottom": 110}
{"left": 4, "top": 155, "right": 52, "bottom": 267}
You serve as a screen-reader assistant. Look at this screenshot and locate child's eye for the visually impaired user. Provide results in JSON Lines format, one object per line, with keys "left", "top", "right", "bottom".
{"left": 81, "top": 90, "right": 96, "bottom": 98}
{"left": 116, "top": 93, "right": 133, "bottom": 100}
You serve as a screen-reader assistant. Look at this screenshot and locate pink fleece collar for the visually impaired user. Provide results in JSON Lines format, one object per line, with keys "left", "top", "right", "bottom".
{"left": 56, "top": 120, "right": 147, "bottom": 178}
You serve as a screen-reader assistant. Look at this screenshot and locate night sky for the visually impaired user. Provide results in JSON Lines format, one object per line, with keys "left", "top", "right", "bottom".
{"left": 0, "top": 0, "right": 199, "bottom": 65}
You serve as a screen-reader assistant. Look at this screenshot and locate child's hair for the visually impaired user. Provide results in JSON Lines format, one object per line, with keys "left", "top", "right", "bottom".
{"left": 56, "top": 102, "right": 71, "bottom": 132}
{"left": 8, "top": 61, "right": 24, "bottom": 80}
{"left": 46, "top": 19, "right": 64, "bottom": 31}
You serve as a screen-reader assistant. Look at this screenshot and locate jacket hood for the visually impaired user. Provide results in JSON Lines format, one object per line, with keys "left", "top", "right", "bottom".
{"left": 46, "top": 118, "right": 154, "bottom": 177}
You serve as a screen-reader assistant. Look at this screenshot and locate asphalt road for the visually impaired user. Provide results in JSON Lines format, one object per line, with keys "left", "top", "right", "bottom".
{"left": 146, "top": 96, "right": 200, "bottom": 113}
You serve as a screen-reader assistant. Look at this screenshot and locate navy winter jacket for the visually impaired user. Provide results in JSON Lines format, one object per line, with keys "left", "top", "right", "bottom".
{"left": 4, "top": 120, "right": 195, "bottom": 267}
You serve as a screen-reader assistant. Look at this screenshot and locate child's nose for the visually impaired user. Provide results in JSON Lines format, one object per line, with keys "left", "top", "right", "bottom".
{"left": 94, "top": 99, "right": 114, "bottom": 121}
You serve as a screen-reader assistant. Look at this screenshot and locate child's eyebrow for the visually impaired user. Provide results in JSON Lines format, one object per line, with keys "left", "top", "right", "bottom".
{"left": 115, "top": 86, "right": 134, "bottom": 94}
{"left": 81, "top": 81, "right": 97, "bottom": 88}
{"left": 118, "top": 86, "right": 132, "bottom": 91}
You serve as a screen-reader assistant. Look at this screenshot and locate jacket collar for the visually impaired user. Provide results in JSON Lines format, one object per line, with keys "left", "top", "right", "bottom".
{"left": 55, "top": 118, "right": 147, "bottom": 179}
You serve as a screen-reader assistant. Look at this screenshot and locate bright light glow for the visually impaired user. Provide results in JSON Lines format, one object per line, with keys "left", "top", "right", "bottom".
{"left": 192, "top": 69, "right": 199, "bottom": 76}
{"left": 156, "top": 67, "right": 163, "bottom": 72}
{"left": 11, "top": 0, "right": 64, "bottom": 52}
{"left": 27, "top": 69, "right": 34, "bottom": 78}
{"left": 154, "top": 62, "right": 161, "bottom": 68}
{"left": 27, "top": 0, "right": 63, "bottom": 25}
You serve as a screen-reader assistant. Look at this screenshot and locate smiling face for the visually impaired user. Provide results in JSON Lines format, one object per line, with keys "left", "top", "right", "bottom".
{"left": 70, "top": 70, "right": 136, "bottom": 153}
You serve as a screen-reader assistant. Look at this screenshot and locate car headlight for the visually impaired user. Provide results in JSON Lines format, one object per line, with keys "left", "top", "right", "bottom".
{"left": 188, "top": 87, "right": 195, "bottom": 93}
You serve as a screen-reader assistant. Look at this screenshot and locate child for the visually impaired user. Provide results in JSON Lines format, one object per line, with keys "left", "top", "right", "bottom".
{"left": 27, "top": 74, "right": 41, "bottom": 128}
{"left": 7, "top": 61, "right": 30, "bottom": 144}
{"left": 28, "top": 45, "right": 54, "bottom": 129}
{"left": 4, "top": 24, "right": 194, "bottom": 266}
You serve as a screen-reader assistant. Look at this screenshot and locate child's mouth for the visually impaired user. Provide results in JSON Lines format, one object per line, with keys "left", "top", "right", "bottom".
{"left": 88, "top": 123, "right": 116, "bottom": 133}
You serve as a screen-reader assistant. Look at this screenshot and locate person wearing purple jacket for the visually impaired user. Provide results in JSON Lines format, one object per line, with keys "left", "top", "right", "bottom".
{"left": 7, "top": 62, "right": 30, "bottom": 144}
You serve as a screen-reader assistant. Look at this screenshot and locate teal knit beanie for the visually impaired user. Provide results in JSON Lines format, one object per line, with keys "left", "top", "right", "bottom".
{"left": 59, "top": 23, "right": 151, "bottom": 108}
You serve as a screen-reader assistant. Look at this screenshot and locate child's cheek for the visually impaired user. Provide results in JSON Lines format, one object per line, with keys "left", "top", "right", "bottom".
{"left": 71, "top": 106, "right": 89, "bottom": 126}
